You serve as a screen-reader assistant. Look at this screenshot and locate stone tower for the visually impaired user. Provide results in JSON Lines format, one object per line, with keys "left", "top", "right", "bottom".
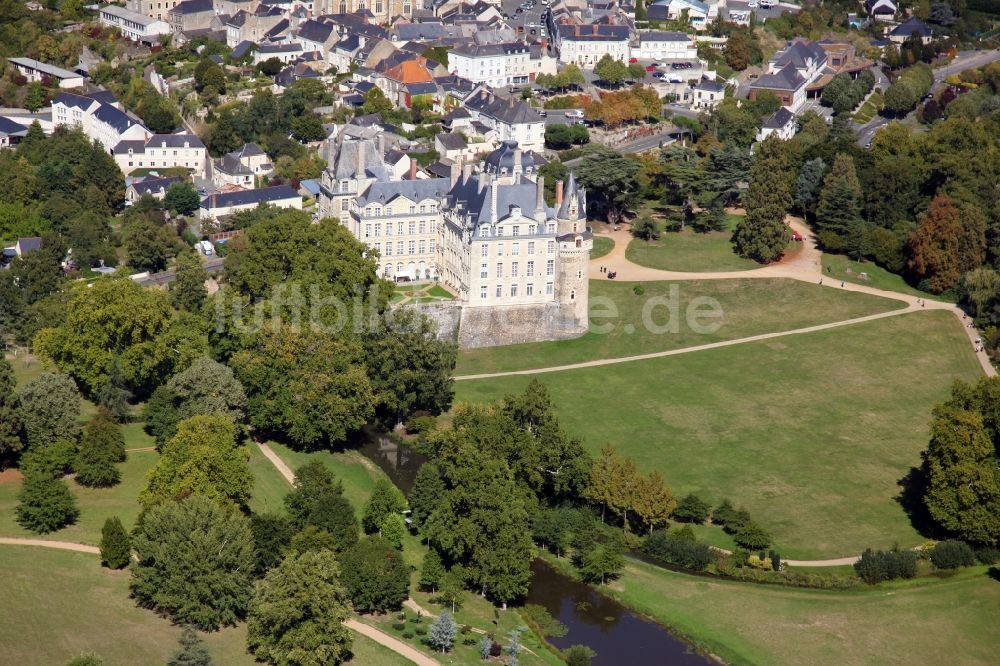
{"left": 555, "top": 173, "right": 592, "bottom": 331}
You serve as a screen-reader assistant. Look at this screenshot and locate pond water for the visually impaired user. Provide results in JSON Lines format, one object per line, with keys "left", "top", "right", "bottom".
{"left": 358, "top": 435, "right": 716, "bottom": 665}
{"left": 526, "top": 559, "right": 715, "bottom": 666}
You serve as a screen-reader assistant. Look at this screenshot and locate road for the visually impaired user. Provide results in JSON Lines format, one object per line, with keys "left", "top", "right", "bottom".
{"left": 933, "top": 48, "right": 1000, "bottom": 82}
{"left": 130, "top": 256, "right": 223, "bottom": 287}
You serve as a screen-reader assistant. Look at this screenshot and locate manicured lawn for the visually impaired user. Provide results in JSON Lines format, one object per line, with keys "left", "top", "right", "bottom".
{"left": 822, "top": 253, "right": 948, "bottom": 300}
{"left": 625, "top": 215, "right": 758, "bottom": 273}
{"left": 456, "top": 278, "right": 904, "bottom": 375}
{"left": 456, "top": 311, "right": 983, "bottom": 558}
{"left": 266, "top": 441, "right": 384, "bottom": 519}
{"left": 853, "top": 91, "right": 884, "bottom": 124}
{"left": 604, "top": 558, "right": 1000, "bottom": 666}
{"left": 247, "top": 442, "right": 294, "bottom": 516}
{"left": 0, "top": 546, "right": 412, "bottom": 666}
{"left": 590, "top": 236, "right": 614, "bottom": 260}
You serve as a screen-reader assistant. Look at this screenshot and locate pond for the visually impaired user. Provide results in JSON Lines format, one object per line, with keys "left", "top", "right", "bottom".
{"left": 358, "top": 435, "right": 716, "bottom": 665}
{"left": 526, "top": 559, "right": 715, "bottom": 666}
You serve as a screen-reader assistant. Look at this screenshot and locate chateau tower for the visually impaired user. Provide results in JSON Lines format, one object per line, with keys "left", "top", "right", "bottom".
{"left": 555, "top": 173, "right": 592, "bottom": 329}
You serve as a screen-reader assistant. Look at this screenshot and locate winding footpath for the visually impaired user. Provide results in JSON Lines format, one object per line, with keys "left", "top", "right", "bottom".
{"left": 457, "top": 217, "right": 995, "bottom": 381}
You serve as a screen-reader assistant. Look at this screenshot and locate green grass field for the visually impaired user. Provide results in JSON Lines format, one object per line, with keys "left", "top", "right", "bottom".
{"left": 456, "top": 278, "right": 904, "bottom": 375}
{"left": 456, "top": 311, "right": 983, "bottom": 558}
{"left": 603, "top": 558, "right": 1000, "bottom": 666}
{"left": 821, "top": 253, "right": 947, "bottom": 301}
{"left": 0, "top": 547, "right": 411, "bottom": 666}
{"left": 625, "top": 215, "right": 758, "bottom": 273}
{"left": 590, "top": 236, "right": 615, "bottom": 260}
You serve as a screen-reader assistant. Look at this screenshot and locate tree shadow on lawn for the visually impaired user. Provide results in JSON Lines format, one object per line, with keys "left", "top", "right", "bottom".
{"left": 895, "top": 465, "right": 949, "bottom": 541}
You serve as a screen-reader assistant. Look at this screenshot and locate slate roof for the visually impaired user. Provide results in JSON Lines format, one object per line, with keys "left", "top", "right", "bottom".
{"left": 298, "top": 19, "right": 335, "bottom": 44}
{"left": 436, "top": 132, "right": 467, "bottom": 150}
{"left": 556, "top": 24, "right": 630, "bottom": 41}
{"left": 15, "top": 237, "right": 42, "bottom": 254}
{"left": 94, "top": 103, "right": 141, "bottom": 134}
{"left": 449, "top": 175, "right": 555, "bottom": 229}
{"left": 451, "top": 41, "right": 531, "bottom": 57}
{"left": 638, "top": 30, "right": 691, "bottom": 43}
{"left": 761, "top": 107, "right": 795, "bottom": 129}
{"left": 466, "top": 94, "right": 542, "bottom": 124}
{"left": 201, "top": 185, "right": 300, "bottom": 209}
{"left": 395, "top": 23, "right": 446, "bottom": 40}
{"left": 356, "top": 178, "right": 452, "bottom": 206}
{"left": 771, "top": 39, "right": 827, "bottom": 70}
{"left": 890, "top": 16, "right": 932, "bottom": 38}
{"left": 258, "top": 41, "right": 302, "bottom": 54}
{"left": 53, "top": 91, "right": 96, "bottom": 110}
{"left": 171, "top": 0, "right": 213, "bottom": 14}
{"left": 405, "top": 81, "right": 438, "bottom": 95}
{"left": 215, "top": 153, "right": 254, "bottom": 175}
{"left": 131, "top": 175, "right": 182, "bottom": 194}
{"left": 696, "top": 79, "right": 724, "bottom": 92}
{"left": 0, "top": 116, "right": 28, "bottom": 136}
{"left": 231, "top": 41, "right": 255, "bottom": 58}
{"left": 751, "top": 64, "right": 805, "bottom": 91}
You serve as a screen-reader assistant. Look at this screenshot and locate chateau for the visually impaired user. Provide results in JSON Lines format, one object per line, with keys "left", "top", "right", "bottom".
{"left": 318, "top": 130, "right": 592, "bottom": 348}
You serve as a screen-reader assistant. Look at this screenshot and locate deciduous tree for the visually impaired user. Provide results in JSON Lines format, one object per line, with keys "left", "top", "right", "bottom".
{"left": 340, "top": 536, "right": 410, "bottom": 613}
{"left": 16, "top": 472, "right": 79, "bottom": 533}
{"left": 0, "top": 359, "right": 25, "bottom": 461}
{"left": 907, "top": 194, "right": 962, "bottom": 293}
{"left": 18, "top": 372, "right": 81, "bottom": 447}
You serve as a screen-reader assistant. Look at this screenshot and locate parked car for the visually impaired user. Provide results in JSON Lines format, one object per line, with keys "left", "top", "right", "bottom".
{"left": 652, "top": 71, "right": 666, "bottom": 78}
{"left": 747, "top": 0, "right": 758, "bottom": 6}
{"left": 667, "top": 76, "right": 683, "bottom": 83}
{"left": 565, "top": 109, "right": 584, "bottom": 118}
{"left": 629, "top": 57, "right": 638, "bottom": 63}
{"left": 645, "top": 65, "right": 658, "bottom": 72}
{"left": 538, "top": 109, "right": 547, "bottom": 117}
{"left": 759, "top": 0, "right": 774, "bottom": 7}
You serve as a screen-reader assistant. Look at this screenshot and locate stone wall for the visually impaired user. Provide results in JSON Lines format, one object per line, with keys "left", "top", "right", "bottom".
{"left": 404, "top": 301, "right": 586, "bottom": 349}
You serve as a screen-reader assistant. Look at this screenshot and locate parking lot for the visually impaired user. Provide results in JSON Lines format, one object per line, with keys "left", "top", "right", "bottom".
{"left": 501, "top": 0, "right": 551, "bottom": 41}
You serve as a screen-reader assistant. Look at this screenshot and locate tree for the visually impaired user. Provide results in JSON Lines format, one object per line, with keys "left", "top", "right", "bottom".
{"left": 363, "top": 309, "right": 457, "bottom": 426}
{"left": 631, "top": 216, "right": 660, "bottom": 241}
{"left": 16, "top": 472, "right": 79, "bottom": 533}
{"left": 907, "top": 194, "right": 962, "bottom": 293}
{"left": 576, "top": 537, "right": 624, "bottom": 585}
{"left": 139, "top": 415, "right": 253, "bottom": 511}
{"left": 290, "top": 114, "right": 326, "bottom": 143}
{"left": 627, "top": 61, "right": 647, "bottom": 82}
{"left": 732, "top": 137, "right": 791, "bottom": 263}
{"left": 250, "top": 513, "right": 295, "bottom": 575}
{"left": 96, "top": 357, "right": 132, "bottom": 422}
{"left": 246, "top": 548, "right": 353, "bottom": 665}
{"left": 25, "top": 82, "right": 45, "bottom": 112}
{"left": 793, "top": 157, "right": 826, "bottom": 219}
{"left": 380, "top": 512, "right": 406, "bottom": 549}
{"left": 284, "top": 463, "right": 359, "bottom": 552}
{"left": 585, "top": 444, "right": 625, "bottom": 522}
{"left": 362, "top": 87, "right": 393, "bottom": 115}
{"left": 172, "top": 250, "right": 209, "bottom": 313}
{"left": 33, "top": 277, "right": 175, "bottom": 396}
{"left": 576, "top": 147, "right": 641, "bottom": 225}
{"left": 922, "top": 403, "right": 1000, "bottom": 545}
{"left": 144, "top": 357, "right": 247, "bottom": 447}
{"left": 131, "top": 495, "right": 255, "bottom": 630}
{"left": 18, "top": 372, "right": 81, "bottom": 447}
{"left": 815, "top": 153, "right": 862, "bottom": 241}
{"left": 74, "top": 412, "right": 125, "bottom": 487}
{"left": 633, "top": 471, "right": 676, "bottom": 534}
{"left": 565, "top": 645, "right": 597, "bottom": 666}
{"left": 0, "top": 359, "right": 25, "bottom": 461}
{"left": 410, "top": 463, "right": 446, "bottom": 530}
{"left": 733, "top": 521, "right": 772, "bottom": 550}
{"left": 168, "top": 627, "right": 213, "bottom": 666}
{"left": 164, "top": 182, "right": 200, "bottom": 216}
{"left": 99, "top": 516, "right": 131, "bottom": 569}
{"left": 362, "top": 477, "right": 407, "bottom": 534}
{"left": 724, "top": 32, "right": 750, "bottom": 70}
{"left": 419, "top": 548, "right": 446, "bottom": 592}
{"left": 123, "top": 217, "right": 178, "bottom": 273}
{"left": 673, "top": 493, "right": 710, "bottom": 524}
{"left": 427, "top": 612, "right": 458, "bottom": 653}
{"left": 593, "top": 54, "right": 629, "bottom": 86}
{"left": 340, "top": 536, "right": 410, "bottom": 614}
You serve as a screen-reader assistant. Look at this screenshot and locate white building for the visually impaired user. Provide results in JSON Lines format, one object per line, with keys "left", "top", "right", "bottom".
{"left": 449, "top": 42, "right": 554, "bottom": 88}
{"left": 633, "top": 31, "right": 698, "bottom": 61}
{"left": 52, "top": 91, "right": 151, "bottom": 152}
{"left": 756, "top": 107, "right": 798, "bottom": 142}
{"left": 464, "top": 93, "right": 545, "bottom": 154}
{"left": 8, "top": 58, "right": 85, "bottom": 89}
{"left": 254, "top": 41, "right": 305, "bottom": 65}
{"left": 111, "top": 133, "right": 208, "bottom": 175}
{"left": 199, "top": 185, "right": 302, "bottom": 221}
{"left": 554, "top": 24, "right": 630, "bottom": 68}
{"left": 99, "top": 5, "right": 172, "bottom": 44}
{"left": 692, "top": 79, "right": 724, "bottom": 110}
{"left": 318, "top": 132, "right": 591, "bottom": 322}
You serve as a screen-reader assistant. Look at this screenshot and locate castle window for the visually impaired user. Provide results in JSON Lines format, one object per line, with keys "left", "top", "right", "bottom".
{"left": 365, "top": 224, "right": 371, "bottom": 238}
{"left": 577, "top": 271, "right": 582, "bottom": 279}
{"left": 511, "top": 262, "right": 519, "bottom": 277}
{"left": 546, "top": 282, "right": 553, "bottom": 295}
{"left": 397, "top": 241, "right": 404, "bottom": 254}
{"left": 430, "top": 240, "right": 436, "bottom": 252}
{"left": 409, "top": 221, "right": 415, "bottom": 234}
{"left": 527, "top": 261, "right": 534, "bottom": 277}
{"left": 576, "top": 238, "right": 581, "bottom": 248}
{"left": 547, "top": 223, "right": 555, "bottom": 233}
{"left": 410, "top": 205, "right": 416, "bottom": 214}
{"left": 496, "top": 263, "right": 503, "bottom": 278}
{"left": 480, "top": 285, "right": 487, "bottom": 299}
{"left": 375, "top": 223, "right": 381, "bottom": 236}
{"left": 480, "top": 226, "right": 488, "bottom": 237}
{"left": 419, "top": 221, "right": 425, "bottom": 233}
{"left": 528, "top": 241, "right": 535, "bottom": 254}
{"left": 526, "top": 283, "right": 533, "bottom": 296}
{"left": 547, "top": 241, "right": 555, "bottom": 254}
{"left": 512, "top": 242, "right": 520, "bottom": 256}
{"left": 511, "top": 285, "right": 518, "bottom": 297}
{"left": 497, "top": 243, "right": 504, "bottom": 256}
{"left": 546, "top": 259, "right": 554, "bottom": 275}
{"left": 513, "top": 225, "right": 519, "bottom": 236}
{"left": 570, "top": 290, "right": 576, "bottom": 301}
{"left": 481, "top": 245, "right": 488, "bottom": 257}
{"left": 419, "top": 240, "right": 425, "bottom": 253}
{"left": 496, "top": 284, "right": 503, "bottom": 298}
{"left": 481, "top": 263, "right": 488, "bottom": 278}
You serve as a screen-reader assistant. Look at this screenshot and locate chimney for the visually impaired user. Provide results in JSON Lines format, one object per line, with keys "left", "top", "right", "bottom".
{"left": 356, "top": 140, "right": 365, "bottom": 176}
{"left": 534, "top": 175, "right": 545, "bottom": 216}
{"left": 377, "top": 132, "right": 385, "bottom": 157}
{"left": 478, "top": 171, "right": 489, "bottom": 194}
{"left": 462, "top": 161, "right": 473, "bottom": 183}
{"left": 449, "top": 160, "right": 461, "bottom": 186}
{"left": 513, "top": 147, "right": 522, "bottom": 171}
{"left": 592, "top": 24, "right": 598, "bottom": 35}
{"left": 409, "top": 158, "right": 418, "bottom": 180}
{"left": 555, "top": 180, "right": 564, "bottom": 205}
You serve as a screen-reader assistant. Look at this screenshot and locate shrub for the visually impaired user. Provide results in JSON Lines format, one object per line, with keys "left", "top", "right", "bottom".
{"left": 393, "top": 622, "right": 406, "bottom": 630}
{"left": 402, "top": 631, "right": 414, "bottom": 640}
{"left": 674, "top": 493, "right": 710, "bottom": 524}
{"left": 711, "top": 499, "right": 737, "bottom": 525}
{"left": 16, "top": 473, "right": 79, "bottom": 533}
{"left": 854, "top": 548, "right": 920, "bottom": 584}
{"left": 975, "top": 547, "right": 1000, "bottom": 565}
{"left": 404, "top": 414, "right": 437, "bottom": 435}
{"left": 19, "top": 440, "right": 76, "bottom": 479}
{"left": 931, "top": 541, "right": 976, "bottom": 569}
{"left": 415, "top": 627, "right": 428, "bottom": 636}
{"left": 632, "top": 285, "right": 645, "bottom": 296}
{"left": 643, "top": 529, "right": 712, "bottom": 571}
{"left": 99, "top": 516, "right": 131, "bottom": 569}
{"left": 733, "top": 520, "right": 772, "bottom": 550}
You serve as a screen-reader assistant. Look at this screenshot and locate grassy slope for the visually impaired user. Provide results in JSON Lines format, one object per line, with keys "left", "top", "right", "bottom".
{"left": 456, "top": 311, "right": 983, "bottom": 558}
{"left": 0, "top": 547, "right": 411, "bottom": 666}
{"left": 456, "top": 278, "right": 904, "bottom": 375}
{"left": 590, "top": 236, "right": 615, "bottom": 260}
{"left": 609, "top": 558, "right": 1000, "bottom": 666}
{"left": 625, "top": 215, "right": 757, "bottom": 273}
{"left": 821, "top": 253, "right": 948, "bottom": 301}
